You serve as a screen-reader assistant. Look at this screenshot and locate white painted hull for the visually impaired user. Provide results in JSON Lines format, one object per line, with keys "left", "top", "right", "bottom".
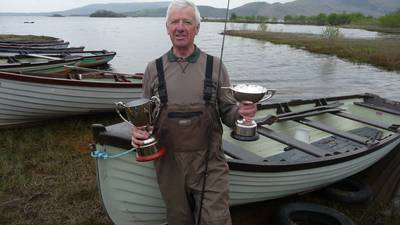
{"left": 0, "top": 72, "right": 142, "bottom": 127}
{"left": 92, "top": 94, "right": 400, "bottom": 225}
{"left": 94, "top": 138, "right": 400, "bottom": 225}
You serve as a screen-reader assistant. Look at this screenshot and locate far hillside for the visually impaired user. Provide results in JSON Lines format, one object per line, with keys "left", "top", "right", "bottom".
{"left": 89, "top": 10, "right": 127, "bottom": 17}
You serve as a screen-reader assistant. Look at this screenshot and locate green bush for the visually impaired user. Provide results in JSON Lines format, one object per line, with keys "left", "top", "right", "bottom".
{"left": 258, "top": 22, "right": 268, "bottom": 32}
{"left": 379, "top": 10, "right": 400, "bottom": 28}
{"left": 321, "top": 26, "right": 342, "bottom": 40}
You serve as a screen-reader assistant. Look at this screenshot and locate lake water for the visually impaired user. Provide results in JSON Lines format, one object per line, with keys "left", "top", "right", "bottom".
{"left": 1, "top": 16, "right": 399, "bottom": 101}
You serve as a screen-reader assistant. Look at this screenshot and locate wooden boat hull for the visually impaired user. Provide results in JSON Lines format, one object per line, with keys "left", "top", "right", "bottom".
{"left": 0, "top": 41, "right": 69, "bottom": 48}
{"left": 45, "top": 51, "right": 117, "bottom": 67}
{"left": 91, "top": 94, "right": 400, "bottom": 225}
{"left": 0, "top": 38, "right": 65, "bottom": 45}
{"left": 0, "top": 71, "right": 142, "bottom": 128}
{"left": 0, "top": 45, "right": 85, "bottom": 53}
{"left": 0, "top": 54, "right": 81, "bottom": 75}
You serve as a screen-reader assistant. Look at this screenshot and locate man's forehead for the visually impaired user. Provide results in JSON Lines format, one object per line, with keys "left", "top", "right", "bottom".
{"left": 169, "top": 6, "right": 195, "bottom": 17}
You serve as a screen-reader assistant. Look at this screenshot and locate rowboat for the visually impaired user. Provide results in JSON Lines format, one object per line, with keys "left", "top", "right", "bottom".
{"left": 45, "top": 50, "right": 117, "bottom": 67}
{"left": 0, "top": 38, "right": 65, "bottom": 45}
{"left": 0, "top": 45, "right": 85, "bottom": 53}
{"left": 90, "top": 93, "right": 400, "bottom": 225}
{"left": 0, "top": 54, "right": 80, "bottom": 75}
{"left": 0, "top": 71, "right": 143, "bottom": 128}
{"left": 0, "top": 41, "right": 69, "bottom": 48}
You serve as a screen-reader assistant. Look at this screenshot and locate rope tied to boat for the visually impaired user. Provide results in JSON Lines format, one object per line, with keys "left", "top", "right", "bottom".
{"left": 90, "top": 145, "right": 136, "bottom": 159}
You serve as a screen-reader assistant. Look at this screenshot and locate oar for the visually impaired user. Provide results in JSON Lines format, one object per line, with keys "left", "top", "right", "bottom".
{"left": 64, "top": 65, "right": 143, "bottom": 79}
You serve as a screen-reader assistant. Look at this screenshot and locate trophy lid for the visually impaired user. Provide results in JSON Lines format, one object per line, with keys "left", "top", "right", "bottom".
{"left": 231, "top": 84, "right": 268, "bottom": 94}
{"left": 125, "top": 98, "right": 151, "bottom": 107}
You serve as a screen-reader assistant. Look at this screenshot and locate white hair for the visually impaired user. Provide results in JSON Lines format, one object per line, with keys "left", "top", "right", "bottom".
{"left": 166, "top": 0, "right": 201, "bottom": 27}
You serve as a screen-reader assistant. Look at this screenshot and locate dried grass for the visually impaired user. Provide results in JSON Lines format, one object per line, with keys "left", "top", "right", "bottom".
{"left": 0, "top": 115, "right": 119, "bottom": 225}
{"left": 225, "top": 30, "right": 400, "bottom": 71}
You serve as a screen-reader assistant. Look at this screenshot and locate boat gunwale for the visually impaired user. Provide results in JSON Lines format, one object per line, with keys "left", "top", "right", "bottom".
{"left": 93, "top": 123, "right": 400, "bottom": 172}
{"left": 91, "top": 94, "right": 400, "bottom": 172}
{"left": 0, "top": 71, "right": 143, "bottom": 88}
{"left": 0, "top": 56, "right": 80, "bottom": 69}
{"left": 0, "top": 45, "right": 85, "bottom": 53}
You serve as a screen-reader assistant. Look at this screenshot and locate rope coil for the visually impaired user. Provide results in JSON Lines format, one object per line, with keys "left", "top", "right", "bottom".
{"left": 91, "top": 147, "right": 136, "bottom": 160}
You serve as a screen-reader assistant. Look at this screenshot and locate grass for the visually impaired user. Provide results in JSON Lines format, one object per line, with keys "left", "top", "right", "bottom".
{"left": 1, "top": 114, "right": 400, "bottom": 225}
{"left": 0, "top": 115, "right": 119, "bottom": 225}
{"left": 343, "top": 24, "right": 400, "bottom": 34}
{"left": 0, "top": 34, "right": 58, "bottom": 42}
{"left": 224, "top": 30, "right": 400, "bottom": 71}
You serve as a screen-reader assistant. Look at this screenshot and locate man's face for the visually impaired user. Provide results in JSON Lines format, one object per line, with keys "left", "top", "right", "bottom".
{"left": 166, "top": 6, "right": 199, "bottom": 50}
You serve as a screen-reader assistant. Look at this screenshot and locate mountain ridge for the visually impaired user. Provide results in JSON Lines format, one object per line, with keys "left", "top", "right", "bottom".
{"left": 1, "top": 0, "right": 399, "bottom": 18}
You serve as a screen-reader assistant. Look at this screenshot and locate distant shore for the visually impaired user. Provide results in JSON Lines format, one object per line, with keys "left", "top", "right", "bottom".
{"left": 224, "top": 30, "right": 400, "bottom": 72}
{"left": 203, "top": 19, "right": 400, "bottom": 35}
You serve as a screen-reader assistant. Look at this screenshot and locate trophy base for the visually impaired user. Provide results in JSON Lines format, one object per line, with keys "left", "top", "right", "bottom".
{"left": 231, "top": 131, "right": 259, "bottom": 141}
{"left": 135, "top": 137, "right": 166, "bottom": 162}
{"left": 232, "top": 119, "right": 259, "bottom": 141}
{"left": 136, "top": 146, "right": 166, "bottom": 162}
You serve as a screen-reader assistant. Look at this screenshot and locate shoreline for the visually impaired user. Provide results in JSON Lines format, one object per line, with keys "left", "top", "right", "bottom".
{"left": 224, "top": 30, "right": 400, "bottom": 72}
{"left": 203, "top": 19, "right": 400, "bottom": 35}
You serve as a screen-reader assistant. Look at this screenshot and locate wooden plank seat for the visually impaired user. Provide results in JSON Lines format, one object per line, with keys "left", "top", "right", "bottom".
{"left": 296, "top": 118, "right": 378, "bottom": 146}
{"left": 333, "top": 112, "right": 400, "bottom": 132}
{"left": 256, "top": 102, "right": 344, "bottom": 125}
{"left": 257, "top": 126, "right": 329, "bottom": 157}
{"left": 264, "top": 127, "right": 383, "bottom": 162}
{"left": 223, "top": 140, "right": 265, "bottom": 162}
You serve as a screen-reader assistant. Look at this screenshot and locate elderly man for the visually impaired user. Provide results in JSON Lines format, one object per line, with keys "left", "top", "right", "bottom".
{"left": 131, "top": 0, "right": 257, "bottom": 224}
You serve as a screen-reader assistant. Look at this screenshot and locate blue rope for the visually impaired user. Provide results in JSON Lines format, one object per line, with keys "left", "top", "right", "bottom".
{"left": 91, "top": 147, "right": 136, "bottom": 160}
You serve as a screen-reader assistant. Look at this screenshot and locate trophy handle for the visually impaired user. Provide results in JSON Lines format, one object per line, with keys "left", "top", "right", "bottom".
{"left": 259, "top": 89, "right": 276, "bottom": 103}
{"left": 114, "top": 102, "right": 134, "bottom": 126}
{"left": 220, "top": 86, "right": 237, "bottom": 103}
{"left": 150, "top": 96, "right": 161, "bottom": 125}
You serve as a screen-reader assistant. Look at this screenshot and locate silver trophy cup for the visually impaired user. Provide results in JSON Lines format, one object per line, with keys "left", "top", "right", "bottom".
{"left": 115, "top": 96, "right": 166, "bottom": 161}
{"left": 225, "top": 84, "right": 276, "bottom": 141}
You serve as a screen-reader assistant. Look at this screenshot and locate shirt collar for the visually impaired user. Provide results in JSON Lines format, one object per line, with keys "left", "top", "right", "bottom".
{"left": 167, "top": 45, "right": 200, "bottom": 63}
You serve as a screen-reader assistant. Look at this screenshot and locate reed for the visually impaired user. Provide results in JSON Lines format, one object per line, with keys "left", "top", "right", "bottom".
{"left": 225, "top": 30, "right": 400, "bottom": 71}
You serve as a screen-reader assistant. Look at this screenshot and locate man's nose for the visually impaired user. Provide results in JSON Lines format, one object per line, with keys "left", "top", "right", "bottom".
{"left": 176, "top": 21, "right": 185, "bottom": 29}
{"left": 175, "top": 24, "right": 186, "bottom": 33}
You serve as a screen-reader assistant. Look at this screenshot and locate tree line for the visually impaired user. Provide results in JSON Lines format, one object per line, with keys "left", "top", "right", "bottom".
{"left": 284, "top": 10, "right": 400, "bottom": 27}
{"left": 229, "top": 10, "right": 400, "bottom": 28}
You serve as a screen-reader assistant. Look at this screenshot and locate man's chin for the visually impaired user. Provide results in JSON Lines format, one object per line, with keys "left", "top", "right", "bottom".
{"left": 173, "top": 41, "right": 190, "bottom": 48}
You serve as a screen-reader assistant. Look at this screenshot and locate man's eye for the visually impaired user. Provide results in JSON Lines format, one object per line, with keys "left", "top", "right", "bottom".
{"left": 184, "top": 20, "right": 193, "bottom": 25}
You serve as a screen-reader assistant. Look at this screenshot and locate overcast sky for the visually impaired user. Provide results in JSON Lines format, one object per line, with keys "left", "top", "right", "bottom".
{"left": 0, "top": 0, "right": 295, "bottom": 13}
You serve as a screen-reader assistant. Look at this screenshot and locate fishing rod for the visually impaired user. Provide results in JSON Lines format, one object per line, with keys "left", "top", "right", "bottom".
{"left": 197, "top": 2, "right": 231, "bottom": 225}
{"left": 218, "top": 0, "right": 231, "bottom": 80}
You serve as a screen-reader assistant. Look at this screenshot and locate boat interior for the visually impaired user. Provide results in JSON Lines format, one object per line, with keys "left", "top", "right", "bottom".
{"left": 221, "top": 94, "right": 400, "bottom": 164}
{"left": 92, "top": 94, "right": 400, "bottom": 168}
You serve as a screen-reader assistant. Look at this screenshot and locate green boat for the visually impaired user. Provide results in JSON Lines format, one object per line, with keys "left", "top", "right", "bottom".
{"left": 45, "top": 50, "right": 117, "bottom": 68}
{"left": 0, "top": 54, "right": 80, "bottom": 75}
{"left": 90, "top": 93, "right": 400, "bottom": 225}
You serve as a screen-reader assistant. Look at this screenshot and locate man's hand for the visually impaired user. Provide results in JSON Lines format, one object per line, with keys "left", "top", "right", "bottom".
{"left": 131, "top": 126, "right": 151, "bottom": 148}
{"left": 238, "top": 101, "right": 257, "bottom": 121}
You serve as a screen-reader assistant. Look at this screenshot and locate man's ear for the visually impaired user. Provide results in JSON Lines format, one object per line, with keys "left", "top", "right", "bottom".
{"left": 195, "top": 24, "right": 200, "bottom": 34}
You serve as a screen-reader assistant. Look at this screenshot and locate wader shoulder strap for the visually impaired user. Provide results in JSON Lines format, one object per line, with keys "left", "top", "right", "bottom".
{"left": 155, "top": 57, "right": 168, "bottom": 104}
{"left": 203, "top": 54, "right": 214, "bottom": 102}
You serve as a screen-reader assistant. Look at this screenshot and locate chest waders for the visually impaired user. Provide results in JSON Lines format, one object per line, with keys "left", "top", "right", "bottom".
{"left": 153, "top": 55, "right": 231, "bottom": 225}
